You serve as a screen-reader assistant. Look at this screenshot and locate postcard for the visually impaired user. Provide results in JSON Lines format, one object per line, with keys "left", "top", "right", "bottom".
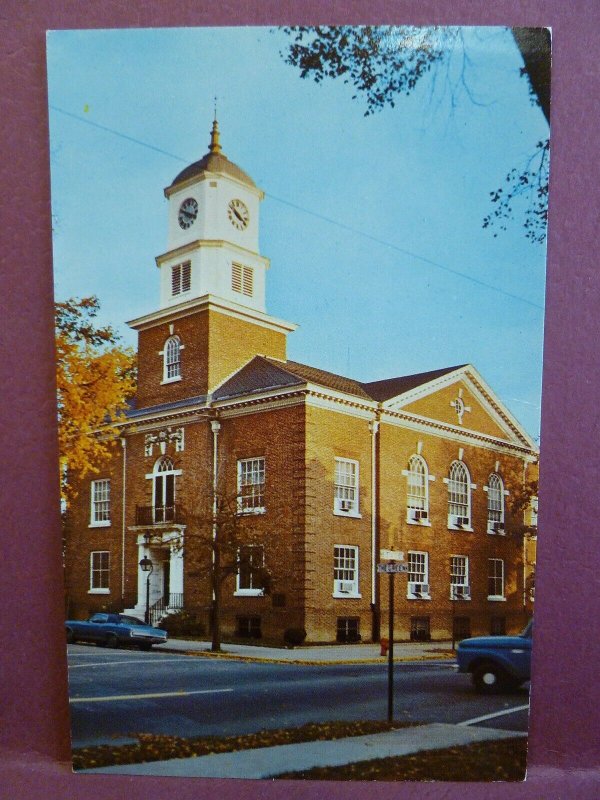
{"left": 47, "top": 24, "right": 549, "bottom": 780}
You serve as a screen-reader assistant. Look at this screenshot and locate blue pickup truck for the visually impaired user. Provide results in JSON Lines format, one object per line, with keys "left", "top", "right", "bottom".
{"left": 65, "top": 613, "right": 168, "bottom": 650}
{"left": 456, "top": 619, "right": 532, "bottom": 693}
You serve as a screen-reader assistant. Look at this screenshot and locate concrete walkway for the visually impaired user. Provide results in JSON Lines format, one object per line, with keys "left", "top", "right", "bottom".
{"left": 84, "top": 723, "right": 526, "bottom": 778}
{"left": 157, "top": 638, "right": 455, "bottom": 664}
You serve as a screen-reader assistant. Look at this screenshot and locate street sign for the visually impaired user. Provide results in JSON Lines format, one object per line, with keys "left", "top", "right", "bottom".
{"left": 377, "top": 563, "right": 409, "bottom": 573}
{"left": 379, "top": 549, "right": 404, "bottom": 562}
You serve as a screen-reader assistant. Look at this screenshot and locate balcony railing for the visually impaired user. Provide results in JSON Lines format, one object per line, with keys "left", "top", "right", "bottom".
{"left": 135, "top": 505, "right": 184, "bottom": 526}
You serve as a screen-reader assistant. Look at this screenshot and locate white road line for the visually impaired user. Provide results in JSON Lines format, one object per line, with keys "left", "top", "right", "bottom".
{"left": 458, "top": 704, "right": 530, "bottom": 726}
{"left": 70, "top": 688, "right": 234, "bottom": 704}
{"left": 69, "top": 658, "right": 190, "bottom": 669}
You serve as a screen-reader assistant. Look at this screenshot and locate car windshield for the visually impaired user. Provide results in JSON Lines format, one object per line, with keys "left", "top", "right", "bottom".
{"left": 520, "top": 619, "right": 533, "bottom": 638}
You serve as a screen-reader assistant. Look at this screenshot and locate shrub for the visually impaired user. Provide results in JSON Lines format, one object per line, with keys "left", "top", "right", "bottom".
{"left": 159, "top": 610, "right": 206, "bottom": 637}
{"left": 283, "top": 627, "right": 307, "bottom": 647}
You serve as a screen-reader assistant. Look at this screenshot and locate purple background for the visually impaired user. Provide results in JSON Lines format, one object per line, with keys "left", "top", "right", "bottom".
{"left": 1, "top": 1, "right": 599, "bottom": 797}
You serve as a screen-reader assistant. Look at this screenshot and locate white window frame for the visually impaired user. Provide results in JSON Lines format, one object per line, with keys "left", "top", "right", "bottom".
{"left": 235, "top": 544, "right": 265, "bottom": 596}
{"left": 334, "top": 458, "right": 360, "bottom": 517}
{"left": 403, "top": 454, "right": 432, "bottom": 525}
{"left": 89, "top": 551, "right": 110, "bottom": 594}
{"left": 333, "top": 545, "right": 361, "bottom": 598}
{"left": 450, "top": 555, "right": 471, "bottom": 600}
{"left": 162, "top": 336, "right": 182, "bottom": 383}
{"left": 147, "top": 456, "right": 182, "bottom": 524}
{"left": 171, "top": 261, "right": 191, "bottom": 297}
{"left": 530, "top": 495, "right": 538, "bottom": 528}
{"left": 90, "top": 479, "right": 111, "bottom": 527}
{"left": 237, "top": 457, "right": 266, "bottom": 514}
{"left": 485, "top": 473, "right": 506, "bottom": 534}
{"left": 232, "top": 262, "right": 254, "bottom": 297}
{"left": 407, "top": 551, "right": 430, "bottom": 599}
{"left": 445, "top": 461, "right": 474, "bottom": 531}
{"left": 488, "top": 558, "right": 506, "bottom": 600}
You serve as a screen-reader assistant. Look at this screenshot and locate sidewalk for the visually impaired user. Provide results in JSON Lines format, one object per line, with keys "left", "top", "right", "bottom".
{"left": 157, "top": 638, "right": 455, "bottom": 664}
{"left": 84, "top": 722, "right": 525, "bottom": 777}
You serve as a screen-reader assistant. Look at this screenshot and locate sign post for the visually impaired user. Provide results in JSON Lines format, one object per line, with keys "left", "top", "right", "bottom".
{"left": 377, "top": 553, "right": 407, "bottom": 723}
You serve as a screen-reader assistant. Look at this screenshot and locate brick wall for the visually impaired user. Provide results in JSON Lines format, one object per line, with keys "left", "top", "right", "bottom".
{"left": 135, "top": 307, "right": 287, "bottom": 409}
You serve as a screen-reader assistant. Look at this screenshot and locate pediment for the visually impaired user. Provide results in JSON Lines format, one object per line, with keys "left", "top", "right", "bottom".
{"left": 382, "top": 365, "right": 535, "bottom": 449}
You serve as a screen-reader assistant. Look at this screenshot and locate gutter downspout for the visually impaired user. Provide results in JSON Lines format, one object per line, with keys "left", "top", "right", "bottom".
{"left": 369, "top": 418, "right": 380, "bottom": 641}
{"left": 120, "top": 436, "right": 127, "bottom": 600}
{"left": 211, "top": 419, "right": 221, "bottom": 604}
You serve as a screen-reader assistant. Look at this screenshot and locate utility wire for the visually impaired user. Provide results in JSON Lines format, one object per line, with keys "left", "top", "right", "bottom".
{"left": 50, "top": 104, "right": 544, "bottom": 311}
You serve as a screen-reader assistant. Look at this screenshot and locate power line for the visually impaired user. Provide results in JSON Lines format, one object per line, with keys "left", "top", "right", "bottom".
{"left": 49, "top": 104, "right": 544, "bottom": 311}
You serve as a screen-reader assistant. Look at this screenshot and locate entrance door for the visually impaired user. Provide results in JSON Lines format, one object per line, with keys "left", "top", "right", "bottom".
{"left": 162, "top": 559, "right": 170, "bottom": 604}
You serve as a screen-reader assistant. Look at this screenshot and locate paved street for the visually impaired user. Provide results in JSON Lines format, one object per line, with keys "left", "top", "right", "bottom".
{"left": 67, "top": 644, "right": 529, "bottom": 748}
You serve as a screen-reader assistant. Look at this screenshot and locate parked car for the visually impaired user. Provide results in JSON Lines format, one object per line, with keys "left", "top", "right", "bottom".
{"left": 456, "top": 619, "right": 532, "bottom": 693}
{"left": 65, "top": 613, "right": 168, "bottom": 650}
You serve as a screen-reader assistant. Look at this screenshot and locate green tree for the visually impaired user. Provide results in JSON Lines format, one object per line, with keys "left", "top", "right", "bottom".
{"left": 281, "top": 25, "right": 550, "bottom": 243}
{"left": 56, "top": 296, "right": 136, "bottom": 501}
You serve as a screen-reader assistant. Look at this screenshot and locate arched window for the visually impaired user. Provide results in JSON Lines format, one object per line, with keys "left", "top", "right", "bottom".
{"left": 406, "top": 455, "right": 429, "bottom": 522}
{"left": 164, "top": 336, "right": 181, "bottom": 381}
{"left": 447, "top": 461, "right": 471, "bottom": 529}
{"left": 153, "top": 457, "right": 177, "bottom": 523}
{"left": 487, "top": 473, "right": 505, "bottom": 533}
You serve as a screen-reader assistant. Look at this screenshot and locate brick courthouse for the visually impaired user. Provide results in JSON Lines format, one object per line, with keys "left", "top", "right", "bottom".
{"left": 65, "top": 121, "right": 537, "bottom": 643}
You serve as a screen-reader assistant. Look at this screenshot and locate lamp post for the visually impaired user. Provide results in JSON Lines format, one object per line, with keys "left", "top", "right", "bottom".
{"left": 139, "top": 555, "right": 154, "bottom": 624}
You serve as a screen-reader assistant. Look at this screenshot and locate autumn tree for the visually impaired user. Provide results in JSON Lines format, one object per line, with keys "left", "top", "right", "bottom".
{"left": 280, "top": 25, "right": 550, "bottom": 243}
{"left": 56, "top": 296, "right": 136, "bottom": 501}
{"left": 179, "top": 475, "right": 273, "bottom": 652}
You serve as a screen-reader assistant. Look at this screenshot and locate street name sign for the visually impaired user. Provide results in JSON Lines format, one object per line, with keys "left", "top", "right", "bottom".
{"left": 377, "top": 563, "right": 409, "bottom": 573}
{"left": 379, "top": 549, "right": 404, "bottom": 561}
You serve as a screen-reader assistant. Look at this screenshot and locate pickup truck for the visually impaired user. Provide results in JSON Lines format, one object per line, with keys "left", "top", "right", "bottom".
{"left": 65, "top": 612, "right": 168, "bottom": 650}
{"left": 456, "top": 619, "right": 532, "bottom": 693}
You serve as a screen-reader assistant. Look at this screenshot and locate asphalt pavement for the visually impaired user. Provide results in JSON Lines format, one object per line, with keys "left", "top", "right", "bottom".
{"left": 69, "top": 640, "right": 529, "bottom": 777}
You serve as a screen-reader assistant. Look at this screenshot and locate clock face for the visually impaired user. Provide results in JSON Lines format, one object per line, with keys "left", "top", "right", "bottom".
{"left": 178, "top": 197, "right": 198, "bottom": 230}
{"left": 227, "top": 198, "right": 250, "bottom": 230}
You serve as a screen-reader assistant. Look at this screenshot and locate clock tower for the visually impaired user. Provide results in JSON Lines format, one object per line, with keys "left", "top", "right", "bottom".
{"left": 129, "top": 119, "right": 296, "bottom": 407}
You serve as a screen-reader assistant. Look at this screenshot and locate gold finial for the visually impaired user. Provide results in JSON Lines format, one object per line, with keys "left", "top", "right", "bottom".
{"left": 209, "top": 99, "right": 222, "bottom": 154}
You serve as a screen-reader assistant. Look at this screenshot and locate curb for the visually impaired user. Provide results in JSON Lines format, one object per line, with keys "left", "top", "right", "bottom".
{"left": 157, "top": 647, "right": 456, "bottom": 665}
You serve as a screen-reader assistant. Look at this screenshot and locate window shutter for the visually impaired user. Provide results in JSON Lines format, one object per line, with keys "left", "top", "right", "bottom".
{"left": 181, "top": 262, "right": 191, "bottom": 293}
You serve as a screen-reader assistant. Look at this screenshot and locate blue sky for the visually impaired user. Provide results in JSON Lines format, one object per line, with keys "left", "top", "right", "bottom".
{"left": 47, "top": 26, "right": 548, "bottom": 440}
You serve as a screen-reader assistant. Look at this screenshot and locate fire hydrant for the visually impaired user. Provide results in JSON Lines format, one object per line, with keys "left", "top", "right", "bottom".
{"left": 380, "top": 637, "right": 389, "bottom": 657}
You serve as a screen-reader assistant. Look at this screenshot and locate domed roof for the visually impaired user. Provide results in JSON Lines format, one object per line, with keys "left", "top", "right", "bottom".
{"left": 169, "top": 120, "right": 256, "bottom": 190}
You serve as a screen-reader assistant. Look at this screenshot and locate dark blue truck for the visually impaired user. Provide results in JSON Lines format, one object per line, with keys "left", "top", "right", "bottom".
{"left": 456, "top": 620, "right": 532, "bottom": 693}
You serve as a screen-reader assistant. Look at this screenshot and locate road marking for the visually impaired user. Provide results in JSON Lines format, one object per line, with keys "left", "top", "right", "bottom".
{"left": 458, "top": 704, "right": 530, "bottom": 726}
{"left": 69, "top": 658, "right": 190, "bottom": 669}
{"left": 70, "top": 688, "right": 234, "bottom": 704}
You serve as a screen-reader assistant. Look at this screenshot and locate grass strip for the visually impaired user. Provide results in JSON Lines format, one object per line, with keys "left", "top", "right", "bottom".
{"left": 274, "top": 736, "right": 527, "bottom": 782}
{"left": 73, "top": 720, "right": 417, "bottom": 771}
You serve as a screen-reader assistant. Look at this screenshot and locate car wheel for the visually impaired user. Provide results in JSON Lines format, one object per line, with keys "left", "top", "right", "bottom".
{"left": 66, "top": 628, "right": 74, "bottom": 644}
{"left": 472, "top": 663, "right": 509, "bottom": 694}
{"left": 106, "top": 634, "right": 119, "bottom": 649}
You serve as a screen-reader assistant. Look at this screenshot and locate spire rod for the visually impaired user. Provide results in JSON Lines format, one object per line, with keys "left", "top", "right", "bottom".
{"left": 209, "top": 99, "right": 222, "bottom": 154}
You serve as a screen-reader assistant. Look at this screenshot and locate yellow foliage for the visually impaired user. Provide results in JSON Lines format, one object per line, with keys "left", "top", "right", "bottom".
{"left": 56, "top": 317, "right": 136, "bottom": 501}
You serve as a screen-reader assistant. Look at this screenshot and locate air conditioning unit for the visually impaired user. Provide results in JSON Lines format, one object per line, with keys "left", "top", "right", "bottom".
{"left": 456, "top": 516, "right": 470, "bottom": 528}
{"left": 338, "top": 581, "right": 354, "bottom": 594}
{"left": 409, "top": 582, "right": 429, "bottom": 597}
{"left": 493, "top": 521, "right": 505, "bottom": 533}
{"left": 410, "top": 509, "right": 428, "bottom": 522}
{"left": 339, "top": 500, "right": 352, "bottom": 512}
{"left": 453, "top": 585, "right": 471, "bottom": 599}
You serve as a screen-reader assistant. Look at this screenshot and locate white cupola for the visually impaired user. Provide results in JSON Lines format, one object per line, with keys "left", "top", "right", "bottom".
{"left": 156, "top": 119, "right": 268, "bottom": 313}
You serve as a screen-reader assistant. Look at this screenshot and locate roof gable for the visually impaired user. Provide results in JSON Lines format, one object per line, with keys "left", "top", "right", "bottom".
{"left": 381, "top": 364, "right": 536, "bottom": 449}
